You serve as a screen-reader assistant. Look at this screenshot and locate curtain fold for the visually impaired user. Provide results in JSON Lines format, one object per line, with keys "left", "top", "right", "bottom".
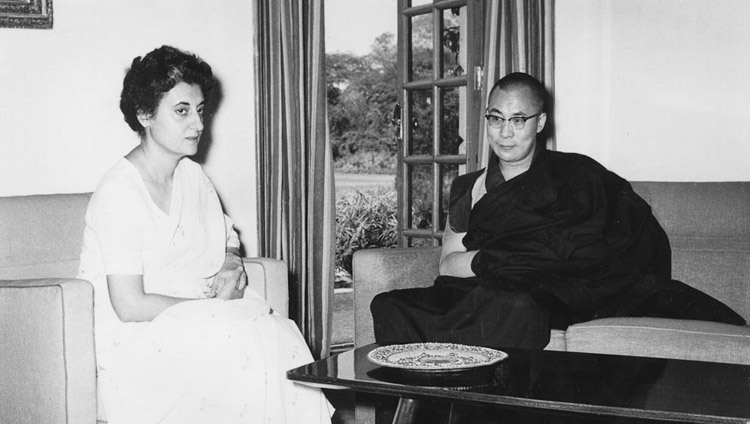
{"left": 254, "top": 0, "right": 335, "bottom": 359}
{"left": 480, "top": 0, "right": 555, "bottom": 167}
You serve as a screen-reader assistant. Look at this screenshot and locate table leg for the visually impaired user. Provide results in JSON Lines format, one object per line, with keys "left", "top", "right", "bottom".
{"left": 446, "top": 402, "right": 459, "bottom": 424}
{"left": 391, "top": 397, "right": 420, "bottom": 424}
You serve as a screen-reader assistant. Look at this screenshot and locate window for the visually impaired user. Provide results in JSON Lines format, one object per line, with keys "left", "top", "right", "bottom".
{"left": 396, "top": 0, "right": 484, "bottom": 247}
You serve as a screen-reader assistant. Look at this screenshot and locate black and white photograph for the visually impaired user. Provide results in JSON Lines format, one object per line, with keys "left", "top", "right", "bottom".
{"left": 1, "top": 1, "right": 748, "bottom": 424}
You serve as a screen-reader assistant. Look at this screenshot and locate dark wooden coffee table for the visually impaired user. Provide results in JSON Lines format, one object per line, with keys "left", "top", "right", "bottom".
{"left": 288, "top": 344, "right": 750, "bottom": 424}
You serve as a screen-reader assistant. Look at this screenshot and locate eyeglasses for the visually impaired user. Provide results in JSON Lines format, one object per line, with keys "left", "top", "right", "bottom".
{"left": 484, "top": 112, "right": 543, "bottom": 130}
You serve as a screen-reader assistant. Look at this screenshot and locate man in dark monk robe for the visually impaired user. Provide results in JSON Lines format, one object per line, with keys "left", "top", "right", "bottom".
{"left": 371, "top": 72, "right": 745, "bottom": 350}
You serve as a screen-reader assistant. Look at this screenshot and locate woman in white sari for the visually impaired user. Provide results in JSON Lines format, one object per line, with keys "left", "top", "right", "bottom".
{"left": 77, "top": 45, "right": 332, "bottom": 424}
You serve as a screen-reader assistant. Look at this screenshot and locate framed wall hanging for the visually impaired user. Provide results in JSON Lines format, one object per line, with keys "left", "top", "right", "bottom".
{"left": 0, "top": 0, "right": 53, "bottom": 29}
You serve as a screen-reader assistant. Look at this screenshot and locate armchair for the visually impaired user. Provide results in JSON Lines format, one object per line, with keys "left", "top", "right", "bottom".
{"left": 0, "top": 193, "right": 288, "bottom": 424}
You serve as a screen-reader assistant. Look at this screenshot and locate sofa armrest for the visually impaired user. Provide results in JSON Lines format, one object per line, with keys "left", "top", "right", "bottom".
{"left": 352, "top": 247, "right": 441, "bottom": 347}
{"left": 565, "top": 317, "right": 750, "bottom": 365}
{"left": 0, "top": 278, "right": 96, "bottom": 424}
{"left": 243, "top": 257, "right": 289, "bottom": 318}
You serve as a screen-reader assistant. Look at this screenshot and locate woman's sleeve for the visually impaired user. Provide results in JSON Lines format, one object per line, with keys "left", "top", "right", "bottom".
{"left": 197, "top": 163, "right": 241, "bottom": 252}
{"left": 89, "top": 180, "right": 145, "bottom": 275}
{"left": 224, "top": 214, "right": 240, "bottom": 250}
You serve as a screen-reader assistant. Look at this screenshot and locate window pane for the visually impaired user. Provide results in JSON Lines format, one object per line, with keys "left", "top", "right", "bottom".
{"left": 410, "top": 13, "right": 433, "bottom": 81}
{"left": 409, "top": 89, "right": 433, "bottom": 155}
{"left": 440, "top": 164, "right": 459, "bottom": 230}
{"left": 440, "top": 86, "right": 465, "bottom": 155}
{"left": 410, "top": 0, "right": 432, "bottom": 7}
{"left": 409, "top": 164, "right": 433, "bottom": 230}
{"left": 441, "top": 7, "right": 466, "bottom": 77}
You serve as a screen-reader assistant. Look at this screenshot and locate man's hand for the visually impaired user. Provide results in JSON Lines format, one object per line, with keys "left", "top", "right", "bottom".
{"left": 209, "top": 252, "right": 247, "bottom": 300}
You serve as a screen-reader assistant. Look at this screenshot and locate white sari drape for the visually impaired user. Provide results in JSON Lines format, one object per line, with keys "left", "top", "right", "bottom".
{"left": 77, "top": 158, "right": 332, "bottom": 424}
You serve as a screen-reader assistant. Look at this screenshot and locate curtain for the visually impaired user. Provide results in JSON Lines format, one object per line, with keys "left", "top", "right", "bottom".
{"left": 479, "top": 0, "right": 555, "bottom": 167}
{"left": 254, "top": 0, "right": 335, "bottom": 359}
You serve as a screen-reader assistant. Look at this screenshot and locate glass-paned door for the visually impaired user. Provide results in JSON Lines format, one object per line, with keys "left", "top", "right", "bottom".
{"left": 396, "top": 0, "right": 484, "bottom": 247}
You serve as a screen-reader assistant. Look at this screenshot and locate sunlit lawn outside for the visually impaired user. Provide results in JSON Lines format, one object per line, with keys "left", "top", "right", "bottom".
{"left": 331, "top": 172, "right": 395, "bottom": 350}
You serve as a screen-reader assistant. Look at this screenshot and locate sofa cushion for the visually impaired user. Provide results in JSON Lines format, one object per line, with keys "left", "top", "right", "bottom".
{"left": 353, "top": 247, "right": 441, "bottom": 347}
{"left": 545, "top": 329, "right": 566, "bottom": 351}
{"left": 0, "top": 193, "right": 91, "bottom": 280}
{"left": 632, "top": 182, "right": 750, "bottom": 323}
{"left": 0, "top": 259, "right": 81, "bottom": 281}
{"left": 565, "top": 317, "right": 750, "bottom": 365}
{"left": 671, "top": 240, "right": 750, "bottom": 324}
{"left": 631, "top": 182, "right": 750, "bottom": 240}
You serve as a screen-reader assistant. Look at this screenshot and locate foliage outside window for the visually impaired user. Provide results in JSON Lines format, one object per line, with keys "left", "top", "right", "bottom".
{"left": 328, "top": 33, "right": 399, "bottom": 175}
{"left": 328, "top": 33, "right": 400, "bottom": 287}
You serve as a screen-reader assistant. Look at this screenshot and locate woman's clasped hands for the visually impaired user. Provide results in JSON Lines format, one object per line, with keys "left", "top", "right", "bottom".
{"left": 207, "top": 252, "right": 247, "bottom": 300}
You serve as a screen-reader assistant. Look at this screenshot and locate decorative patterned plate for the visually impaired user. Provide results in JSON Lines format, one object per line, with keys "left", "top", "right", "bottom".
{"left": 368, "top": 343, "right": 507, "bottom": 372}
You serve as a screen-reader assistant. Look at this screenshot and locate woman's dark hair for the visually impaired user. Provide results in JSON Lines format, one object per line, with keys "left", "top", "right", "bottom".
{"left": 120, "top": 45, "right": 214, "bottom": 135}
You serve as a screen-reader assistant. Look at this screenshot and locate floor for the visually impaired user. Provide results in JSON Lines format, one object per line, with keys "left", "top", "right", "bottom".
{"left": 332, "top": 289, "right": 354, "bottom": 349}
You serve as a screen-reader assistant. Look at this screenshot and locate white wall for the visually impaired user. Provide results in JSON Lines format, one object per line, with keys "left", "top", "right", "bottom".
{"left": 555, "top": 0, "right": 750, "bottom": 181}
{"left": 0, "top": 1, "right": 258, "bottom": 255}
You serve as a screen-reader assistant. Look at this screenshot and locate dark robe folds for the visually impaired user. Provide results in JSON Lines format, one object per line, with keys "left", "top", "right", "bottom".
{"left": 371, "top": 150, "right": 745, "bottom": 349}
